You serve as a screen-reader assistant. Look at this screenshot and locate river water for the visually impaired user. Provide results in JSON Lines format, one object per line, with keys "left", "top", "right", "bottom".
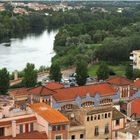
{"left": 0, "top": 29, "right": 58, "bottom": 72}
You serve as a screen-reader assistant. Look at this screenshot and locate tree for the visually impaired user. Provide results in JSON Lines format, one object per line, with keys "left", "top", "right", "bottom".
{"left": 133, "top": 69, "right": 140, "bottom": 79}
{"left": 49, "top": 63, "right": 62, "bottom": 82}
{"left": 76, "top": 60, "right": 88, "bottom": 86}
{"left": 125, "top": 64, "right": 133, "bottom": 79}
{"left": 97, "top": 62, "right": 109, "bottom": 80}
{"left": 22, "top": 63, "right": 37, "bottom": 87}
{"left": 0, "top": 68, "right": 9, "bottom": 94}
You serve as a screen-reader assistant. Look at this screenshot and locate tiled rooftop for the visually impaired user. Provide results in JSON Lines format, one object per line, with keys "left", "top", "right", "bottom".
{"left": 45, "top": 82, "right": 64, "bottom": 90}
{"left": 9, "top": 88, "right": 28, "bottom": 95}
{"left": 107, "top": 76, "right": 132, "bottom": 85}
{"left": 131, "top": 98, "right": 140, "bottom": 117}
{"left": 133, "top": 79, "right": 140, "bottom": 88}
{"left": 30, "top": 103, "right": 69, "bottom": 124}
{"left": 87, "top": 106, "right": 112, "bottom": 115}
{"left": 28, "top": 86, "right": 56, "bottom": 96}
{"left": 112, "top": 108, "right": 125, "bottom": 120}
{"left": 53, "top": 83, "right": 116, "bottom": 102}
{"left": 0, "top": 131, "right": 48, "bottom": 139}
{"left": 0, "top": 116, "right": 36, "bottom": 127}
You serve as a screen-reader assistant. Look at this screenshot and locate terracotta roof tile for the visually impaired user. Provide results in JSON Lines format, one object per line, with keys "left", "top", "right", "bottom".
{"left": 53, "top": 83, "right": 116, "bottom": 102}
{"left": 0, "top": 131, "right": 48, "bottom": 139}
{"left": 9, "top": 88, "right": 29, "bottom": 95}
{"left": 0, "top": 116, "right": 36, "bottom": 127}
{"left": 45, "top": 82, "right": 64, "bottom": 90}
{"left": 133, "top": 80, "right": 140, "bottom": 88}
{"left": 30, "top": 103, "right": 69, "bottom": 124}
{"left": 28, "top": 86, "right": 56, "bottom": 96}
{"left": 131, "top": 98, "right": 140, "bottom": 116}
{"left": 107, "top": 76, "right": 132, "bottom": 85}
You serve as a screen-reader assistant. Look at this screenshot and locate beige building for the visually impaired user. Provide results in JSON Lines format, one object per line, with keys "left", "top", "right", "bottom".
{"left": 0, "top": 103, "right": 69, "bottom": 139}
{"left": 63, "top": 106, "right": 126, "bottom": 139}
{"left": 130, "top": 50, "right": 140, "bottom": 69}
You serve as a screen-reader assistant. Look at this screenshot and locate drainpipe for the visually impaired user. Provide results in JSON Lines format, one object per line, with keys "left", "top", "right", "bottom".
{"left": 12, "top": 120, "right": 16, "bottom": 137}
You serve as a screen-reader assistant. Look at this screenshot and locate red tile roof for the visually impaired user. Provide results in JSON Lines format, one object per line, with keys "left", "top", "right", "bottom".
{"left": 0, "top": 131, "right": 48, "bottom": 139}
{"left": 45, "top": 82, "right": 64, "bottom": 90}
{"left": 107, "top": 76, "right": 132, "bottom": 86}
{"left": 53, "top": 83, "right": 116, "bottom": 102}
{"left": 30, "top": 103, "right": 69, "bottom": 124}
{"left": 0, "top": 116, "right": 36, "bottom": 127}
{"left": 131, "top": 98, "right": 140, "bottom": 116}
{"left": 28, "top": 86, "right": 56, "bottom": 96}
{"left": 133, "top": 80, "right": 140, "bottom": 88}
{"left": 9, "top": 88, "right": 28, "bottom": 95}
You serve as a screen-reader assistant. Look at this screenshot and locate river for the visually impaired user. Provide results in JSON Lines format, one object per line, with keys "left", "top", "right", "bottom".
{"left": 0, "top": 29, "right": 58, "bottom": 72}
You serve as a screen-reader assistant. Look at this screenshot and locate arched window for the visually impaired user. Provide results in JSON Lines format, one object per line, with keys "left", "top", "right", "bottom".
{"left": 91, "top": 116, "right": 93, "bottom": 121}
{"left": 98, "top": 115, "right": 100, "bottom": 120}
{"left": 87, "top": 116, "right": 90, "bottom": 121}
{"left": 94, "top": 115, "right": 97, "bottom": 120}
{"left": 108, "top": 113, "right": 111, "bottom": 118}
{"left": 105, "top": 113, "right": 107, "bottom": 118}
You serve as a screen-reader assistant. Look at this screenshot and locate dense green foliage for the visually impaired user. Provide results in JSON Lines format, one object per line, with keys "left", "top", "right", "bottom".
{"left": 125, "top": 64, "right": 140, "bottom": 79}
{"left": 125, "top": 64, "right": 133, "bottom": 79}
{"left": 22, "top": 63, "right": 37, "bottom": 87}
{"left": 0, "top": 68, "right": 10, "bottom": 94}
{"left": 49, "top": 63, "right": 62, "bottom": 82}
{"left": 97, "top": 62, "right": 109, "bottom": 80}
{"left": 76, "top": 60, "right": 88, "bottom": 86}
{"left": 52, "top": 6, "right": 140, "bottom": 67}
{"left": 0, "top": 11, "right": 46, "bottom": 42}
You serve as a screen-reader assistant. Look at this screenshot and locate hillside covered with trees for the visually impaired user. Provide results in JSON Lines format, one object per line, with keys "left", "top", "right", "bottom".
{"left": 52, "top": 4, "right": 140, "bottom": 68}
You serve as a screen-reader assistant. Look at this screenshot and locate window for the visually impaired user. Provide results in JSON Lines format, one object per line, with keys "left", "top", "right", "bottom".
{"left": 80, "top": 134, "right": 84, "bottom": 139}
{"left": 87, "top": 116, "right": 90, "bottom": 121}
{"left": 19, "top": 124, "right": 23, "bottom": 133}
{"left": 71, "top": 135, "right": 75, "bottom": 140}
{"left": 105, "top": 113, "right": 107, "bottom": 118}
{"left": 104, "top": 124, "right": 109, "bottom": 134}
{"left": 94, "top": 115, "right": 97, "bottom": 120}
{"left": 57, "top": 126, "right": 60, "bottom": 131}
{"left": 0, "top": 128, "right": 4, "bottom": 136}
{"left": 55, "top": 135, "right": 62, "bottom": 140}
{"left": 91, "top": 116, "right": 93, "bottom": 121}
{"left": 102, "top": 114, "right": 104, "bottom": 119}
{"left": 98, "top": 115, "right": 100, "bottom": 120}
{"left": 108, "top": 113, "right": 111, "bottom": 118}
{"left": 94, "top": 126, "right": 99, "bottom": 136}
{"left": 62, "top": 125, "right": 65, "bottom": 130}
{"left": 116, "top": 119, "right": 120, "bottom": 126}
{"left": 30, "top": 123, "right": 34, "bottom": 132}
{"left": 52, "top": 126, "right": 56, "bottom": 131}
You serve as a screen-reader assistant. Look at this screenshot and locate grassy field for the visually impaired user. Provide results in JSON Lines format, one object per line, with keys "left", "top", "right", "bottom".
{"left": 88, "top": 64, "right": 125, "bottom": 77}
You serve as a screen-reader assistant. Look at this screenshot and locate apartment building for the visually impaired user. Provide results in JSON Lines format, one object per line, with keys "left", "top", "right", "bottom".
{"left": 130, "top": 50, "right": 140, "bottom": 69}
{"left": 62, "top": 106, "right": 126, "bottom": 139}
{"left": 0, "top": 103, "right": 69, "bottom": 139}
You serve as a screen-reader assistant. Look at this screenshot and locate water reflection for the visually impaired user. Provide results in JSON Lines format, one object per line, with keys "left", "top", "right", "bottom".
{"left": 0, "top": 29, "right": 58, "bottom": 72}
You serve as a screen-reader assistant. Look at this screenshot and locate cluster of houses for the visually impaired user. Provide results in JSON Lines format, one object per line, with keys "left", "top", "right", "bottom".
{"left": 0, "top": 75, "right": 140, "bottom": 139}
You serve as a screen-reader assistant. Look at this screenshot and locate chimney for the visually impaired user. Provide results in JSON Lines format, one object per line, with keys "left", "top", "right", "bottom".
{"left": 12, "top": 120, "right": 16, "bottom": 137}
{"left": 14, "top": 70, "right": 18, "bottom": 80}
